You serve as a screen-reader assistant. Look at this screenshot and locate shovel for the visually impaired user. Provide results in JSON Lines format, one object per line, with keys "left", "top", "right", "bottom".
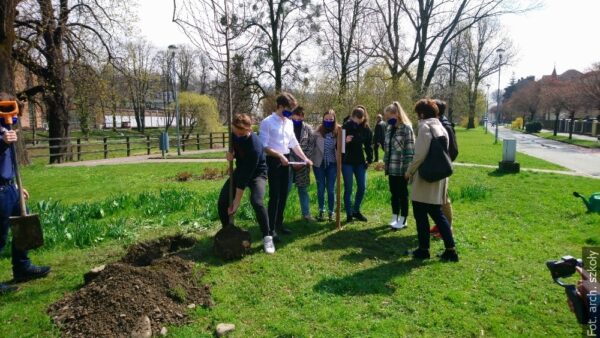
{"left": 0, "top": 101, "right": 44, "bottom": 251}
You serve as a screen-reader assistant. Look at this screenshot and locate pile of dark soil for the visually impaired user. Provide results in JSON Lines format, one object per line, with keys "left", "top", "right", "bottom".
{"left": 48, "top": 235, "right": 213, "bottom": 337}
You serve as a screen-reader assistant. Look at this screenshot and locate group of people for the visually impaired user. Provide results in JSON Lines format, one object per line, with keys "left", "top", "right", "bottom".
{"left": 218, "top": 92, "right": 460, "bottom": 262}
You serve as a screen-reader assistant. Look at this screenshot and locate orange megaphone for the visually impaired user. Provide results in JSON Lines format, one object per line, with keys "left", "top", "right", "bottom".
{"left": 0, "top": 100, "right": 19, "bottom": 125}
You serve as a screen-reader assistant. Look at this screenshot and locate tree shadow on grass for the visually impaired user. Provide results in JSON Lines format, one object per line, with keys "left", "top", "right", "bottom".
{"left": 313, "top": 259, "right": 427, "bottom": 296}
{"left": 487, "top": 169, "right": 518, "bottom": 177}
{"left": 304, "top": 225, "right": 418, "bottom": 263}
{"left": 305, "top": 225, "right": 429, "bottom": 295}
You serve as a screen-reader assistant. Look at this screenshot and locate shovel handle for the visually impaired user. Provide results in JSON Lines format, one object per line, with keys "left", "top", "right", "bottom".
{"left": 5, "top": 125, "right": 27, "bottom": 217}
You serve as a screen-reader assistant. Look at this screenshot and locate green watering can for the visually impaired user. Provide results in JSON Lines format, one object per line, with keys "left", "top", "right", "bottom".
{"left": 573, "top": 192, "right": 600, "bottom": 213}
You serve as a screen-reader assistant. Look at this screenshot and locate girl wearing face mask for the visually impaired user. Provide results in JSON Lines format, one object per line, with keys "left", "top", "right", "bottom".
{"left": 289, "top": 106, "right": 315, "bottom": 222}
{"left": 218, "top": 114, "right": 273, "bottom": 253}
{"left": 310, "top": 109, "right": 340, "bottom": 222}
{"left": 383, "top": 101, "right": 415, "bottom": 230}
{"left": 341, "top": 105, "right": 373, "bottom": 223}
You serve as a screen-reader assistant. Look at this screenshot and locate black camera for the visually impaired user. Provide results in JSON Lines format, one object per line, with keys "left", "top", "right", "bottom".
{"left": 546, "top": 255, "right": 588, "bottom": 324}
{"left": 546, "top": 255, "right": 582, "bottom": 283}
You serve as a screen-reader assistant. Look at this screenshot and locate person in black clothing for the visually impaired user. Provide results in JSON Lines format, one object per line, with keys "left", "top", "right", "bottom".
{"left": 373, "top": 114, "right": 386, "bottom": 162}
{"left": 342, "top": 105, "right": 373, "bottom": 223}
{"left": 217, "top": 114, "right": 274, "bottom": 254}
{"left": 430, "top": 99, "right": 458, "bottom": 238}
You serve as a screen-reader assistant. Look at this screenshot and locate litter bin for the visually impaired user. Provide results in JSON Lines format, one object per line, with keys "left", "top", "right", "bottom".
{"left": 159, "top": 132, "right": 169, "bottom": 158}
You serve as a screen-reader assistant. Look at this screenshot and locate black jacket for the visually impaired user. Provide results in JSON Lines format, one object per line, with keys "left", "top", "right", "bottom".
{"left": 232, "top": 132, "right": 268, "bottom": 189}
{"left": 439, "top": 115, "right": 458, "bottom": 161}
{"left": 342, "top": 120, "right": 373, "bottom": 165}
{"left": 373, "top": 121, "right": 386, "bottom": 145}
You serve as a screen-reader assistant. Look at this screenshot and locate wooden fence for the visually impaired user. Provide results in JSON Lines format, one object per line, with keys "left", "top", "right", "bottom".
{"left": 25, "top": 132, "right": 228, "bottom": 162}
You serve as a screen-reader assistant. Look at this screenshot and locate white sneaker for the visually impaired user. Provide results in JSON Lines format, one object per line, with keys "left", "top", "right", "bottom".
{"left": 263, "top": 236, "right": 276, "bottom": 254}
{"left": 392, "top": 216, "right": 407, "bottom": 229}
{"left": 389, "top": 214, "right": 398, "bottom": 227}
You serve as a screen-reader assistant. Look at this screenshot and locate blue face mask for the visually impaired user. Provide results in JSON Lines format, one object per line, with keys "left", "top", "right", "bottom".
{"left": 283, "top": 110, "right": 293, "bottom": 118}
{"left": 388, "top": 118, "right": 397, "bottom": 126}
{"left": 292, "top": 119, "right": 303, "bottom": 128}
{"left": 0, "top": 117, "right": 18, "bottom": 128}
{"left": 323, "top": 120, "right": 334, "bottom": 129}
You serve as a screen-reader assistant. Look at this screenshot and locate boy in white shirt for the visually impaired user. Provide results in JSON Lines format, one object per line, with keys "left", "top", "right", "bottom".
{"left": 259, "top": 92, "right": 313, "bottom": 240}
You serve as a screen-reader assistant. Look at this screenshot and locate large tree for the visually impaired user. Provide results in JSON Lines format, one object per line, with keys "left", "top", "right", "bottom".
{"left": 322, "top": 0, "right": 369, "bottom": 101}
{"left": 461, "top": 18, "right": 513, "bottom": 128}
{"left": 246, "top": 0, "right": 321, "bottom": 93}
{"left": 12, "top": 0, "right": 128, "bottom": 163}
{"left": 373, "top": 0, "right": 531, "bottom": 98}
{"left": 121, "top": 40, "right": 158, "bottom": 133}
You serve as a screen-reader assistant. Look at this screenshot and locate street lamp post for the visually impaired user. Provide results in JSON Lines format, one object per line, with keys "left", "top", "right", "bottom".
{"left": 485, "top": 84, "right": 490, "bottom": 134}
{"left": 495, "top": 48, "right": 505, "bottom": 144}
{"left": 168, "top": 45, "right": 181, "bottom": 156}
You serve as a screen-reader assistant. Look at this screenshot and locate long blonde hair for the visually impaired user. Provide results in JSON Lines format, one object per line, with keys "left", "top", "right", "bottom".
{"left": 384, "top": 101, "right": 411, "bottom": 125}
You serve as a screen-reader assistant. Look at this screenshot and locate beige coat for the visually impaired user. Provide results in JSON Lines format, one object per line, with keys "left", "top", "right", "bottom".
{"left": 407, "top": 118, "right": 450, "bottom": 205}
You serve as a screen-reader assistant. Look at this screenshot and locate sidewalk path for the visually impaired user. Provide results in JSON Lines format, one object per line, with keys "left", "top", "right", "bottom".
{"left": 51, "top": 148, "right": 227, "bottom": 167}
{"left": 540, "top": 129, "right": 599, "bottom": 142}
{"left": 490, "top": 126, "right": 600, "bottom": 178}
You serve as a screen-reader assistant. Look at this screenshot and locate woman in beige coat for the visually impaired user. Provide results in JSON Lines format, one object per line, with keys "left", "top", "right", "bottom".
{"left": 405, "top": 99, "right": 458, "bottom": 262}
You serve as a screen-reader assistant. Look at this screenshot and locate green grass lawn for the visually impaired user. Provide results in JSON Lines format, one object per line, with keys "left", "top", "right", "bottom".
{"left": 1, "top": 139, "right": 598, "bottom": 336}
{"left": 455, "top": 128, "right": 567, "bottom": 170}
{"left": 535, "top": 132, "right": 600, "bottom": 149}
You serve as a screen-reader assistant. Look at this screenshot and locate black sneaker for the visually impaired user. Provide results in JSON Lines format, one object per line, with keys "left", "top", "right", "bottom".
{"left": 328, "top": 212, "right": 334, "bottom": 222}
{"left": 345, "top": 216, "right": 353, "bottom": 223}
{"left": 13, "top": 265, "right": 51, "bottom": 283}
{"left": 353, "top": 212, "right": 368, "bottom": 222}
{"left": 0, "top": 283, "right": 18, "bottom": 295}
{"left": 439, "top": 249, "right": 459, "bottom": 262}
{"left": 272, "top": 231, "right": 281, "bottom": 243}
{"left": 317, "top": 211, "right": 325, "bottom": 222}
{"left": 408, "top": 248, "right": 430, "bottom": 260}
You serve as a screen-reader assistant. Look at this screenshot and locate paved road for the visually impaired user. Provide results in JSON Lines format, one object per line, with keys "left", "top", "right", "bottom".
{"left": 491, "top": 126, "right": 600, "bottom": 178}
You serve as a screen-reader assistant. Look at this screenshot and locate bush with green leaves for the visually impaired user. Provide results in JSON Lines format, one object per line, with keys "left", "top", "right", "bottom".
{"left": 525, "top": 121, "right": 543, "bottom": 133}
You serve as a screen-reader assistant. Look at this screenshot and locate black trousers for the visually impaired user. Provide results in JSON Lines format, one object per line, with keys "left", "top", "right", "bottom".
{"left": 412, "top": 200, "right": 455, "bottom": 250}
{"left": 373, "top": 142, "right": 383, "bottom": 162}
{"left": 388, "top": 175, "right": 409, "bottom": 216}
{"left": 218, "top": 177, "right": 271, "bottom": 237}
{"left": 266, "top": 156, "right": 290, "bottom": 231}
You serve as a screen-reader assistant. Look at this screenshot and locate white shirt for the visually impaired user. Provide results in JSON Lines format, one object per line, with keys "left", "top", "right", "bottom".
{"left": 259, "top": 112, "right": 299, "bottom": 155}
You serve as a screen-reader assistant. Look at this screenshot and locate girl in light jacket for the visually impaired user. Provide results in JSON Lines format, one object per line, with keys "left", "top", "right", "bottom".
{"left": 405, "top": 99, "right": 458, "bottom": 262}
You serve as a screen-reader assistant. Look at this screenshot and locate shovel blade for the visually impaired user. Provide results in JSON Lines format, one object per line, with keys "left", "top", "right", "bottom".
{"left": 10, "top": 214, "right": 44, "bottom": 251}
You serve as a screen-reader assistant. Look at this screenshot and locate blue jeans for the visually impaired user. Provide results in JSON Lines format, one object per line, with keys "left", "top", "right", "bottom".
{"left": 0, "top": 184, "right": 31, "bottom": 272}
{"left": 313, "top": 163, "right": 336, "bottom": 213}
{"left": 342, "top": 164, "right": 367, "bottom": 217}
{"left": 288, "top": 170, "right": 311, "bottom": 217}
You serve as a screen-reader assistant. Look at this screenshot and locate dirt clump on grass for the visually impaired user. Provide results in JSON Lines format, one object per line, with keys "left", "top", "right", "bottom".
{"left": 48, "top": 235, "right": 213, "bottom": 337}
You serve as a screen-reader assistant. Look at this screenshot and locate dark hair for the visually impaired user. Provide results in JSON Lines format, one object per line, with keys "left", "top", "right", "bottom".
{"left": 232, "top": 113, "right": 252, "bottom": 132}
{"left": 317, "top": 109, "right": 339, "bottom": 137}
{"left": 414, "top": 99, "right": 439, "bottom": 119}
{"left": 434, "top": 99, "right": 447, "bottom": 116}
{"left": 351, "top": 105, "right": 369, "bottom": 128}
{"left": 276, "top": 92, "right": 295, "bottom": 109}
{"left": 292, "top": 106, "right": 305, "bottom": 117}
